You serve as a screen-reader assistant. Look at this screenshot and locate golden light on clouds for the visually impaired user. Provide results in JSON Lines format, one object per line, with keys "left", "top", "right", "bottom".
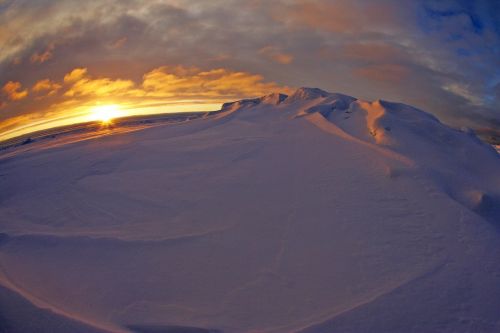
{"left": 32, "top": 79, "right": 62, "bottom": 97}
{"left": 64, "top": 68, "right": 88, "bottom": 83}
{"left": 2, "top": 81, "right": 28, "bottom": 101}
{"left": 141, "top": 66, "right": 291, "bottom": 98}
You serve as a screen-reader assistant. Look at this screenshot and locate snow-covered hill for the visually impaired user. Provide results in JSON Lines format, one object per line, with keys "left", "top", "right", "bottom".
{"left": 0, "top": 88, "right": 499, "bottom": 333}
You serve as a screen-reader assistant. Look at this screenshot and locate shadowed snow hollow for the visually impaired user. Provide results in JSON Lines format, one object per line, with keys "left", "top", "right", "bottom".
{"left": 0, "top": 88, "right": 500, "bottom": 333}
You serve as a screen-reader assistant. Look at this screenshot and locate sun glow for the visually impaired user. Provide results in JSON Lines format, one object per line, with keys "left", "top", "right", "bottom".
{"left": 89, "top": 104, "right": 121, "bottom": 124}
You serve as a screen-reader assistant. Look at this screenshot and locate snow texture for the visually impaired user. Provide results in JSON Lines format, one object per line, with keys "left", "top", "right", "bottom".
{"left": 0, "top": 88, "right": 500, "bottom": 333}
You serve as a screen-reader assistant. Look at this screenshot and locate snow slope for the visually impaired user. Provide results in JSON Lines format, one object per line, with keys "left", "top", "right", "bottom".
{"left": 0, "top": 88, "right": 500, "bottom": 333}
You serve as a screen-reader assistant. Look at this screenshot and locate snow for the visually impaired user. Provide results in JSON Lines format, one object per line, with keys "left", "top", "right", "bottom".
{"left": 0, "top": 88, "right": 500, "bottom": 333}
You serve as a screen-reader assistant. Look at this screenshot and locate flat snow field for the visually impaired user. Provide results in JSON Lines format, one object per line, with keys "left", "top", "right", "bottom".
{"left": 1, "top": 88, "right": 500, "bottom": 333}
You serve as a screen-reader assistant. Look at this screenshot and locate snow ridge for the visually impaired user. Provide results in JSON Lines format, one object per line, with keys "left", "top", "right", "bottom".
{"left": 222, "top": 87, "right": 500, "bottom": 225}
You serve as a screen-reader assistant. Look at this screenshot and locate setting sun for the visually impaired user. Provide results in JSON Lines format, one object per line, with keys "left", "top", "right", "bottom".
{"left": 89, "top": 104, "right": 121, "bottom": 124}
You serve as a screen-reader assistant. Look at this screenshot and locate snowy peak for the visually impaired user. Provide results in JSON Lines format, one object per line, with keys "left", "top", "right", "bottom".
{"left": 218, "top": 88, "right": 498, "bottom": 182}
{"left": 221, "top": 92, "right": 288, "bottom": 111}
{"left": 221, "top": 88, "right": 357, "bottom": 113}
{"left": 285, "top": 87, "right": 357, "bottom": 108}
{"left": 218, "top": 89, "right": 499, "bottom": 193}
{"left": 285, "top": 87, "right": 331, "bottom": 102}
{"left": 374, "top": 99, "right": 440, "bottom": 123}
{"left": 261, "top": 92, "right": 288, "bottom": 104}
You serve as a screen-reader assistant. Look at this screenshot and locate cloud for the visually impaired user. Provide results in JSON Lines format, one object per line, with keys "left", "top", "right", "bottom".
{"left": 142, "top": 66, "right": 292, "bottom": 99}
{"left": 30, "top": 42, "right": 55, "bottom": 64}
{"left": 2, "top": 81, "right": 28, "bottom": 101}
{"left": 64, "top": 68, "right": 88, "bottom": 83}
{"left": 259, "top": 46, "right": 294, "bottom": 64}
{"left": 275, "top": 0, "right": 411, "bottom": 35}
{"left": 354, "top": 64, "right": 411, "bottom": 83}
{"left": 32, "top": 79, "right": 62, "bottom": 97}
{"left": 55, "top": 65, "right": 291, "bottom": 102}
{"left": 64, "top": 70, "right": 136, "bottom": 98}
{"left": 341, "top": 42, "right": 409, "bottom": 64}
{"left": 109, "top": 37, "right": 127, "bottom": 49}
{"left": 443, "top": 83, "right": 483, "bottom": 106}
{"left": 494, "top": 82, "right": 500, "bottom": 100}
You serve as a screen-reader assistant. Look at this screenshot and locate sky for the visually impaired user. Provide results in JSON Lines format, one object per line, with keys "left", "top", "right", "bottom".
{"left": 0, "top": 0, "right": 499, "bottom": 141}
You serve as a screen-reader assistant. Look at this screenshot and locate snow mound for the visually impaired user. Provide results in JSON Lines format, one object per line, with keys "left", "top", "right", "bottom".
{"left": 221, "top": 87, "right": 500, "bottom": 225}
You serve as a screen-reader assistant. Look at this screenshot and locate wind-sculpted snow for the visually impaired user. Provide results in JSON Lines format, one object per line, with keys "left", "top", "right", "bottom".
{"left": 295, "top": 95, "right": 500, "bottom": 226}
{"left": 0, "top": 88, "right": 499, "bottom": 333}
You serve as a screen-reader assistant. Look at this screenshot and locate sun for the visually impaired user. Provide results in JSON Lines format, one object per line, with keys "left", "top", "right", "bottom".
{"left": 89, "top": 104, "right": 121, "bottom": 124}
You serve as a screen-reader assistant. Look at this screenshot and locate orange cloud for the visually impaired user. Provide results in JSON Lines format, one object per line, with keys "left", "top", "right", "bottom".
{"left": 64, "top": 73, "right": 136, "bottom": 98}
{"left": 142, "top": 66, "right": 292, "bottom": 99}
{"left": 46, "top": 66, "right": 291, "bottom": 103}
{"left": 259, "top": 46, "right": 294, "bottom": 64}
{"left": 64, "top": 68, "right": 88, "bottom": 83}
{"left": 2, "top": 81, "right": 28, "bottom": 101}
{"left": 32, "top": 79, "right": 62, "bottom": 97}
{"left": 30, "top": 43, "right": 55, "bottom": 64}
{"left": 62, "top": 68, "right": 138, "bottom": 98}
{"left": 353, "top": 64, "right": 410, "bottom": 83}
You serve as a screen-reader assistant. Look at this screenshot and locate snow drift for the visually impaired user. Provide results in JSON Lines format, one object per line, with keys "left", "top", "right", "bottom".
{"left": 0, "top": 88, "right": 499, "bottom": 333}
